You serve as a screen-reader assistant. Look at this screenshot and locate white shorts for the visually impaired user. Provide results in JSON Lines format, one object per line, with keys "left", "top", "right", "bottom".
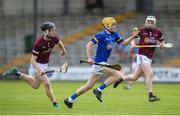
{"left": 136, "top": 54, "right": 152, "bottom": 65}
{"left": 90, "top": 62, "right": 109, "bottom": 75}
{"left": 28, "top": 63, "right": 48, "bottom": 76}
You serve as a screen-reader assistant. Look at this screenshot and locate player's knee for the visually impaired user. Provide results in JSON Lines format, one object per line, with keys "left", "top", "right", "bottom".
{"left": 146, "top": 73, "right": 153, "bottom": 78}
{"left": 32, "top": 85, "right": 39, "bottom": 89}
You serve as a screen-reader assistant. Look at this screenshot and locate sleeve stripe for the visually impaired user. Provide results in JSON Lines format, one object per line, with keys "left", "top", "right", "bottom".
{"left": 116, "top": 38, "right": 121, "bottom": 42}
{"left": 32, "top": 50, "right": 39, "bottom": 54}
{"left": 92, "top": 36, "right": 99, "bottom": 43}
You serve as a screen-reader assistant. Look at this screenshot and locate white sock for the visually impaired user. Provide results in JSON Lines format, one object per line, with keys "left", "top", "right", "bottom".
{"left": 97, "top": 87, "right": 102, "bottom": 92}
{"left": 68, "top": 97, "right": 74, "bottom": 103}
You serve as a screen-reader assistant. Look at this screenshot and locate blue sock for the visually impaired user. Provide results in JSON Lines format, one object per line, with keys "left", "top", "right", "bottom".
{"left": 68, "top": 93, "right": 78, "bottom": 103}
{"left": 97, "top": 83, "right": 107, "bottom": 92}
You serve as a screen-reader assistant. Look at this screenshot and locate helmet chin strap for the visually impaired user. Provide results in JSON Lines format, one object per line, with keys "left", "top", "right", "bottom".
{"left": 103, "top": 25, "right": 114, "bottom": 34}
{"left": 44, "top": 30, "right": 49, "bottom": 35}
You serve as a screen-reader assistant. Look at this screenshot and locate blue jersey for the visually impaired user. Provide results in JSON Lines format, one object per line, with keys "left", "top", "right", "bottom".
{"left": 131, "top": 48, "right": 139, "bottom": 62}
{"left": 91, "top": 30, "right": 124, "bottom": 63}
{"left": 132, "top": 47, "right": 139, "bottom": 54}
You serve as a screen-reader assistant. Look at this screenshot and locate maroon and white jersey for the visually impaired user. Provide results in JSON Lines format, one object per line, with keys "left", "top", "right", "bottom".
{"left": 32, "top": 35, "right": 59, "bottom": 64}
{"left": 138, "top": 26, "right": 163, "bottom": 59}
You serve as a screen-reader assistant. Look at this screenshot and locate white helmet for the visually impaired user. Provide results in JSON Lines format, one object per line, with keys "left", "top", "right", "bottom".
{"left": 145, "top": 15, "right": 156, "bottom": 28}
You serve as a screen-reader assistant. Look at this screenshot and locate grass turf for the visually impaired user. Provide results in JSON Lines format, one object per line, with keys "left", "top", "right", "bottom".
{"left": 0, "top": 80, "right": 180, "bottom": 115}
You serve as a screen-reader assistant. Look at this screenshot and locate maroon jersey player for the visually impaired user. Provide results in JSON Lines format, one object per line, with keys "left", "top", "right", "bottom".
{"left": 114, "top": 16, "right": 165, "bottom": 102}
{"left": 3, "top": 22, "right": 66, "bottom": 108}
{"left": 32, "top": 35, "right": 59, "bottom": 64}
{"left": 138, "top": 26, "right": 163, "bottom": 59}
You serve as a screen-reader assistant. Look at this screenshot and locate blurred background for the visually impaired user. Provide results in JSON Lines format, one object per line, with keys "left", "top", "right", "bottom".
{"left": 0, "top": 0, "right": 180, "bottom": 82}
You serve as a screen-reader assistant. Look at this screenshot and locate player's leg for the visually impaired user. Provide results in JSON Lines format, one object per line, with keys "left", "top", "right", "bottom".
{"left": 140, "top": 62, "right": 160, "bottom": 102}
{"left": 37, "top": 74, "right": 59, "bottom": 108}
{"left": 93, "top": 67, "right": 123, "bottom": 102}
{"left": 2, "top": 67, "right": 41, "bottom": 89}
{"left": 76, "top": 74, "right": 100, "bottom": 96}
{"left": 103, "top": 67, "right": 123, "bottom": 85}
{"left": 124, "top": 66, "right": 143, "bottom": 81}
{"left": 64, "top": 74, "right": 100, "bottom": 108}
{"left": 113, "top": 66, "right": 144, "bottom": 88}
{"left": 124, "top": 62, "right": 137, "bottom": 90}
{"left": 20, "top": 73, "right": 41, "bottom": 89}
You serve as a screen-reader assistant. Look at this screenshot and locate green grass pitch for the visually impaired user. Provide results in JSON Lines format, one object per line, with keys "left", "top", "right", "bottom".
{"left": 0, "top": 80, "right": 180, "bottom": 115}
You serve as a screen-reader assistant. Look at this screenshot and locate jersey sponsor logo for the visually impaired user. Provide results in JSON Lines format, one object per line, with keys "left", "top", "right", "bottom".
{"left": 149, "top": 36, "right": 155, "bottom": 40}
{"left": 48, "top": 42, "right": 50, "bottom": 47}
{"left": 106, "top": 43, "right": 113, "bottom": 49}
{"left": 149, "top": 37, "right": 157, "bottom": 44}
{"left": 149, "top": 32, "right": 152, "bottom": 36}
{"left": 42, "top": 48, "right": 52, "bottom": 54}
{"left": 142, "top": 32, "right": 148, "bottom": 36}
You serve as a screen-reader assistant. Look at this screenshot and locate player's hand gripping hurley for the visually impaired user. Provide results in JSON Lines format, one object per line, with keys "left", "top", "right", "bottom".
{"left": 80, "top": 60, "right": 121, "bottom": 71}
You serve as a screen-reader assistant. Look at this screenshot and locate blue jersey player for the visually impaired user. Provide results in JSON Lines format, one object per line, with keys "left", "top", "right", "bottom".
{"left": 64, "top": 17, "right": 140, "bottom": 108}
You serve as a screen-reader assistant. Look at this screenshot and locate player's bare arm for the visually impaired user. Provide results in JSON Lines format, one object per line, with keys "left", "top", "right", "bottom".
{"left": 86, "top": 41, "right": 94, "bottom": 64}
{"left": 131, "top": 39, "right": 137, "bottom": 47}
{"left": 57, "top": 40, "right": 66, "bottom": 56}
{"left": 159, "top": 37, "right": 165, "bottom": 48}
{"left": 121, "top": 30, "right": 140, "bottom": 46}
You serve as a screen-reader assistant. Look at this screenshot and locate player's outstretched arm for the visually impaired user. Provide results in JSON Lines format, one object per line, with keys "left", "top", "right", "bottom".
{"left": 122, "top": 30, "right": 140, "bottom": 46}
{"left": 57, "top": 40, "right": 66, "bottom": 56}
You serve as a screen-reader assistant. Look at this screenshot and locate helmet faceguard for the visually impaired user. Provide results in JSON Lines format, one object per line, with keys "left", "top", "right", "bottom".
{"left": 145, "top": 16, "right": 156, "bottom": 29}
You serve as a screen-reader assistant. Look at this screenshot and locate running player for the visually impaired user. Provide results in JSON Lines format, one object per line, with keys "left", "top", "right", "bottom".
{"left": 114, "top": 16, "right": 165, "bottom": 102}
{"left": 3, "top": 22, "right": 66, "bottom": 108}
{"left": 64, "top": 17, "right": 139, "bottom": 108}
{"left": 123, "top": 45, "right": 139, "bottom": 90}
